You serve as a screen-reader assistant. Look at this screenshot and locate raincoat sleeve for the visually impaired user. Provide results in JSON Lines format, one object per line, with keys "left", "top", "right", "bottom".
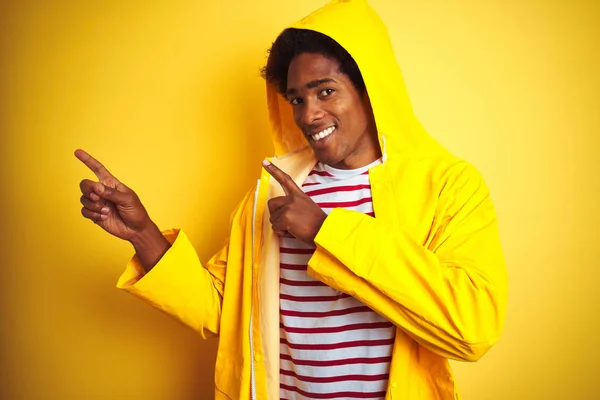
{"left": 307, "top": 163, "right": 508, "bottom": 362}
{"left": 115, "top": 187, "right": 255, "bottom": 339}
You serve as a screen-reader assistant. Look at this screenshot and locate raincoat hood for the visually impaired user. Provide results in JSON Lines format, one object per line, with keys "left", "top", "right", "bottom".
{"left": 266, "top": 0, "right": 446, "bottom": 160}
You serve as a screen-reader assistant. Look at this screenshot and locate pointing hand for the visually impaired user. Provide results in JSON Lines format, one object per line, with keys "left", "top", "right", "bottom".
{"left": 262, "top": 160, "right": 327, "bottom": 245}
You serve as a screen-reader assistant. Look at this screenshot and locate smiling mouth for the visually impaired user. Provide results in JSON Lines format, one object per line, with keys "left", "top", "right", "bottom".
{"left": 309, "top": 126, "right": 336, "bottom": 142}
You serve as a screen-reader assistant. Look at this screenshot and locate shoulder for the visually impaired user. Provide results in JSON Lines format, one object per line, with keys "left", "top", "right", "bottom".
{"left": 384, "top": 153, "right": 490, "bottom": 201}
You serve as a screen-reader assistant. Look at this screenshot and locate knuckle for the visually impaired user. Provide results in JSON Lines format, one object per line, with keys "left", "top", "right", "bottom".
{"left": 81, "top": 208, "right": 92, "bottom": 219}
{"left": 278, "top": 213, "right": 287, "bottom": 225}
{"left": 125, "top": 192, "right": 136, "bottom": 204}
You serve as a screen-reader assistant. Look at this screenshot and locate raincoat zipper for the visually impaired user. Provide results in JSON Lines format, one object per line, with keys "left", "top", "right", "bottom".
{"left": 249, "top": 179, "right": 260, "bottom": 400}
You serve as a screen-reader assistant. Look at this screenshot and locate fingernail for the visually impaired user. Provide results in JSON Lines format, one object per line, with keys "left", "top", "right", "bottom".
{"left": 96, "top": 184, "right": 104, "bottom": 194}
{"left": 100, "top": 214, "right": 108, "bottom": 220}
{"left": 90, "top": 193, "right": 100, "bottom": 201}
{"left": 101, "top": 207, "right": 110, "bottom": 214}
{"left": 262, "top": 159, "right": 271, "bottom": 167}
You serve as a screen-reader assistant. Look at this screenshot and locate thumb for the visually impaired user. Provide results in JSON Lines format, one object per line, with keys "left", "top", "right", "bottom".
{"left": 93, "top": 182, "right": 132, "bottom": 205}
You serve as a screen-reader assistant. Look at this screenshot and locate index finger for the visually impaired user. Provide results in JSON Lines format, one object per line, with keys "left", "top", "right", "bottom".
{"left": 74, "top": 149, "right": 114, "bottom": 181}
{"left": 262, "top": 159, "right": 301, "bottom": 196}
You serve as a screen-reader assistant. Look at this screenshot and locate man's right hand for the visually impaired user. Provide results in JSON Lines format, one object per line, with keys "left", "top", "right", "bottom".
{"left": 75, "top": 149, "right": 152, "bottom": 242}
{"left": 75, "top": 149, "right": 171, "bottom": 272}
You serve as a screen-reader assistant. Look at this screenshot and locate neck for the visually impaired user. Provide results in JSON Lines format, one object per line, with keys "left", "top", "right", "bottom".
{"left": 330, "top": 131, "right": 382, "bottom": 170}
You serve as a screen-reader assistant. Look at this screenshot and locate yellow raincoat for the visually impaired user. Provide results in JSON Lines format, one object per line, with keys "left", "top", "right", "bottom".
{"left": 117, "top": 0, "right": 508, "bottom": 398}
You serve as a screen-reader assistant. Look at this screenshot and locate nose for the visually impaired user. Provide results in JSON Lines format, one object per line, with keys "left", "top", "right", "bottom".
{"left": 298, "top": 99, "right": 325, "bottom": 127}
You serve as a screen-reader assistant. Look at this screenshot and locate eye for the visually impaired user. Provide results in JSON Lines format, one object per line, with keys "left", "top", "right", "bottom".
{"left": 289, "top": 97, "right": 303, "bottom": 105}
{"left": 319, "top": 88, "right": 334, "bottom": 97}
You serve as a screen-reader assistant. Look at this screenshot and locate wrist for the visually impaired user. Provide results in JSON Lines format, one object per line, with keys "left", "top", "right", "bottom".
{"left": 129, "top": 221, "right": 165, "bottom": 252}
{"left": 129, "top": 222, "right": 171, "bottom": 273}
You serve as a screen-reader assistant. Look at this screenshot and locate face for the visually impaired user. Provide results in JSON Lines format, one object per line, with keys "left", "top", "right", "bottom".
{"left": 286, "top": 53, "right": 381, "bottom": 170}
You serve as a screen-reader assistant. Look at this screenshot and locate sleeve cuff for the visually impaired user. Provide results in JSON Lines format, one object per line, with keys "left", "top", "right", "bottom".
{"left": 116, "top": 229, "right": 181, "bottom": 289}
{"left": 310, "top": 209, "right": 376, "bottom": 279}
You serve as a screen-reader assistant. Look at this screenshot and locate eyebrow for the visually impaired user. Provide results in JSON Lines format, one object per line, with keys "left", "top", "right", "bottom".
{"left": 286, "top": 78, "right": 336, "bottom": 97}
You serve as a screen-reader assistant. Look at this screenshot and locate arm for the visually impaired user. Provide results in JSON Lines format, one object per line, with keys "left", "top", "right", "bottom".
{"left": 307, "top": 163, "right": 508, "bottom": 362}
{"left": 117, "top": 228, "right": 228, "bottom": 339}
{"left": 116, "top": 187, "right": 255, "bottom": 339}
{"left": 75, "top": 148, "right": 254, "bottom": 339}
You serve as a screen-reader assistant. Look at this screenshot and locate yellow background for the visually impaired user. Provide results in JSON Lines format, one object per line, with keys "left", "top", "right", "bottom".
{"left": 1, "top": 0, "right": 598, "bottom": 398}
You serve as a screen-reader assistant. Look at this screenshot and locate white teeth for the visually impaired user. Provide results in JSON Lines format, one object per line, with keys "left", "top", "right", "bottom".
{"left": 311, "top": 126, "right": 336, "bottom": 141}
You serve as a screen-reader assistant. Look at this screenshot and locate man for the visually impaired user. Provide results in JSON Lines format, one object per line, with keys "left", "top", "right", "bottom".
{"left": 76, "top": 0, "right": 507, "bottom": 399}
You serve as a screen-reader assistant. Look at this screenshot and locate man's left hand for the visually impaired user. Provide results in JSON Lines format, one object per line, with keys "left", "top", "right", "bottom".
{"left": 262, "top": 160, "right": 327, "bottom": 245}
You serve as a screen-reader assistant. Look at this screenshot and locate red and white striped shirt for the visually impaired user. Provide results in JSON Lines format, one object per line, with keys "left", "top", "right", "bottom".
{"left": 280, "top": 159, "right": 396, "bottom": 400}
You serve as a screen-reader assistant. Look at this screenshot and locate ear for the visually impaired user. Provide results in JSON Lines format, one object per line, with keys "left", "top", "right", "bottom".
{"left": 362, "top": 90, "right": 375, "bottom": 117}
{"left": 361, "top": 89, "right": 371, "bottom": 103}
{"left": 362, "top": 90, "right": 379, "bottom": 138}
